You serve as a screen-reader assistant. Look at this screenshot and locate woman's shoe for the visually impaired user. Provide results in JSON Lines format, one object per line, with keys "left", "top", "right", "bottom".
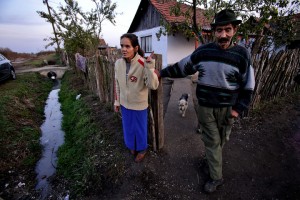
{"left": 135, "top": 151, "right": 146, "bottom": 163}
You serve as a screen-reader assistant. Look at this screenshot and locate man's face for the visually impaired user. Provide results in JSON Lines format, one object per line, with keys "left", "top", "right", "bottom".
{"left": 214, "top": 24, "right": 237, "bottom": 49}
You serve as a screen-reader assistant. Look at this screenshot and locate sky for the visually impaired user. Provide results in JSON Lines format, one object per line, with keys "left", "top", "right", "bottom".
{"left": 0, "top": 0, "right": 141, "bottom": 53}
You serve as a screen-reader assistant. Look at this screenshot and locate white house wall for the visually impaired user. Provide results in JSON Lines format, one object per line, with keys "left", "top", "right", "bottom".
{"left": 134, "top": 27, "right": 196, "bottom": 68}
{"left": 134, "top": 27, "right": 168, "bottom": 67}
{"left": 167, "top": 33, "right": 196, "bottom": 66}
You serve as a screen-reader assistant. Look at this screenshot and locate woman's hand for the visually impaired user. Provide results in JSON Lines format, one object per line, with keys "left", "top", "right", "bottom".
{"left": 146, "top": 51, "right": 154, "bottom": 63}
{"left": 114, "top": 106, "right": 120, "bottom": 112}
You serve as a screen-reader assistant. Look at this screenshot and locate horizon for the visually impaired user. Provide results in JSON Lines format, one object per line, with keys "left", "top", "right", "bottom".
{"left": 0, "top": 0, "right": 140, "bottom": 54}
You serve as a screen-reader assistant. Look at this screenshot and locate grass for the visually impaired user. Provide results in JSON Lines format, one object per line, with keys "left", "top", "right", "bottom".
{"left": 57, "top": 71, "right": 101, "bottom": 194}
{"left": 28, "top": 53, "right": 61, "bottom": 67}
{"left": 250, "top": 89, "right": 300, "bottom": 115}
{"left": 13, "top": 52, "right": 62, "bottom": 68}
{"left": 0, "top": 72, "right": 52, "bottom": 173}
{"left": 0, "top": 68, "right": 126, "bottom": 198}
{"left": 57, "top": 70, "right": 126, "bottom": 197}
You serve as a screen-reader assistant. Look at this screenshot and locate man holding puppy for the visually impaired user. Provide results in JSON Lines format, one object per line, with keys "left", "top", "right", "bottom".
{"left": 160, "top": 9, "right": 255, "bottom": 193}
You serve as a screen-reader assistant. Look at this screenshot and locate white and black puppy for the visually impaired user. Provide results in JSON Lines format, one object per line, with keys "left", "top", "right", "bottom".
{"left": 178, "top": 93, "right": 189, "bottom": 117}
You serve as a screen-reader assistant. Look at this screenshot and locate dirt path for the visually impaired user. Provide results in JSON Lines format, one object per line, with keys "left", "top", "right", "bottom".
{"left": 100, "top": 78, "right": 207, "bottom": 200}
{"left": 98, "top": 78, "right": 300, "bottom": 200}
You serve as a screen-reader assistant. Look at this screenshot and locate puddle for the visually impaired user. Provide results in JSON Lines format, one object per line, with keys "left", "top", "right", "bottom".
{"left": 35, "top": 80, "right": 65, "bottom": 198}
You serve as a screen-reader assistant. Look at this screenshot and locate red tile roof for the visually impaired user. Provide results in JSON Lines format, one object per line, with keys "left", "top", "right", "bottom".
{"left": 149, "top": 0, "right": 211, "bottom": 29}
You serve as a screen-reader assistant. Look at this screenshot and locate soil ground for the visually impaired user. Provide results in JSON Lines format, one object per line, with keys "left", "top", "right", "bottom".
{"left": 4, "top": 63, "right": 300, "bottom": 199}
{"left": 97, "top": 77, "right": 300, "bottom": 200}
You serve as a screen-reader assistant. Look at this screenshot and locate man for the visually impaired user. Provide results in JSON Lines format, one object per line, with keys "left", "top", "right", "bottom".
{"left": 160, "top": 9, "right": 255, "bottom": 193}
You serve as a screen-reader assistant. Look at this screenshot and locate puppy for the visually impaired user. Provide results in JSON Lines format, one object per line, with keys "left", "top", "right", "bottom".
{"left": 178, "top": 93, "right": 189, "bottom": 117}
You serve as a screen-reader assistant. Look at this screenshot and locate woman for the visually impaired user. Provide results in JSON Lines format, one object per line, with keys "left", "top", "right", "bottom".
{"left": 114, "top": 33, "right": 159, "bottom": 162}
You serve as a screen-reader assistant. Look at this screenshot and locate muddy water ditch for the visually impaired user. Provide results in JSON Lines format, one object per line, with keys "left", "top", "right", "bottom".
{"left": 35, "top": 80, "right": 65, "bottom": 199}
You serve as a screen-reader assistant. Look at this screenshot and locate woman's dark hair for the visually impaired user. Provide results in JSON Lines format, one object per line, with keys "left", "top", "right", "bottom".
{"left": 121, "top": 33, "right": 144, "bottom": 57}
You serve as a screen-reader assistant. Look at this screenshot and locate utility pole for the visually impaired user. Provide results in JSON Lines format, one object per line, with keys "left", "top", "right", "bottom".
{"left": 43, "top": 0, "right": 61, "bottom": 54}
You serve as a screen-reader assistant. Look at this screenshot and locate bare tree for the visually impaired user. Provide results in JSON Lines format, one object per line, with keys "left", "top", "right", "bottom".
{"left": 37, "top": 0, "right": 118, "bottom": 55}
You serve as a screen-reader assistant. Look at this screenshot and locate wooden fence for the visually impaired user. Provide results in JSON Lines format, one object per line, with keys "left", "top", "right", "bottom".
{"left": 72, "top": 50, "right": 165, "bottom": 151}
{"left": 70, "top": 48, "right": 299, "bottom": 151}
{"left": 251, "top": 48, "right": 300, "bottom": 108}
{"left": 85, "top": 52, "right": 119, "bottom": 105}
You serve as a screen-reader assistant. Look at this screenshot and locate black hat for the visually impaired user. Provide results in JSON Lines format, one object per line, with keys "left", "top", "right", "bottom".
{"left": 210, "top": 9, "right": 241, "bottom": 27}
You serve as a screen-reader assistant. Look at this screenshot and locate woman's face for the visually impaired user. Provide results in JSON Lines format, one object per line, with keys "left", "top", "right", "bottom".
{"left": 120, "top": 37, "right": 138, "bottom": 61}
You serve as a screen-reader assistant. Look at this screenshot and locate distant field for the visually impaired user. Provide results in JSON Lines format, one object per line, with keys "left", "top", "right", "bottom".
{"left": 0, "top": 49, "right": 59, "bottom": 68}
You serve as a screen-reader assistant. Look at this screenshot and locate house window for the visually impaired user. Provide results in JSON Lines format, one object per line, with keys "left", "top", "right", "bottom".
{"left": 140, "top": 35, "right": 152, "bottom": 53}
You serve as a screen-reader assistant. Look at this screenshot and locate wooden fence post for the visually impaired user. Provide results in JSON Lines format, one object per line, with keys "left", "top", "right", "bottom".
{"left": 149, "top": 54, "right": 164, "bottom": 151}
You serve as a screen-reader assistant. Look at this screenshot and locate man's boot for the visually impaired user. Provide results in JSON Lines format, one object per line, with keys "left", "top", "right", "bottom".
{"left": 204, "top": 178, "right": 224, "bottom": 193}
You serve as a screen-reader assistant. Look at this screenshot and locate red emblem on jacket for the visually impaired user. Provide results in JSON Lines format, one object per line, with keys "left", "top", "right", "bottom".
{"left": 130, "top": 76, "right": 137, "bottom": 82}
